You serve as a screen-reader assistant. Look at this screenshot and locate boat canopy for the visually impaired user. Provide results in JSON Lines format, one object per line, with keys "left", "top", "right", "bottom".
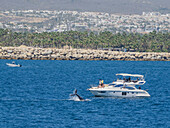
{"left": 116, "top": 73, "right": 144, "bottom": 78}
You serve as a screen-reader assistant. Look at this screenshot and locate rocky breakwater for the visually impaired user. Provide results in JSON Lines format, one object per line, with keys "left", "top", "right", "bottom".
{"left": 0, "top": 46, "right": 169, "bottom": 61}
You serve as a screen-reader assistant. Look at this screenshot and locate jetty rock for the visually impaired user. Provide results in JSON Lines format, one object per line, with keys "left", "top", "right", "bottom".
{"left": 0, "top": 46, "right": 169, "bottom": 61}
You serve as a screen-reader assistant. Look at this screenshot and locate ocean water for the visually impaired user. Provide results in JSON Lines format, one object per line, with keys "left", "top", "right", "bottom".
{"left": 0, "top": 60, "right": 169, "bottom": 128}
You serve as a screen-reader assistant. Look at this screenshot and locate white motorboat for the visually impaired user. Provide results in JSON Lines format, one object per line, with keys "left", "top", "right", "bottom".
{"left": 6, "top": 62, "right": 22, "bottom": 67}
{"left": 88, "top": 73, "right": 150, "bottom": 97}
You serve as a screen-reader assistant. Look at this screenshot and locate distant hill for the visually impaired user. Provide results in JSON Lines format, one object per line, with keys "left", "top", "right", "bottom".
{"left": 0, "top": 0, "right": 170, "bottom": 14}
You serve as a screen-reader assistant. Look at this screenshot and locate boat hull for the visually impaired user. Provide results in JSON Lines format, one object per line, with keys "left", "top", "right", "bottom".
{"left": 89, "top": 88, "right": 150, "bottom": 97}
{"left": 6, "top": 63, "right": 21, "bottom": 67}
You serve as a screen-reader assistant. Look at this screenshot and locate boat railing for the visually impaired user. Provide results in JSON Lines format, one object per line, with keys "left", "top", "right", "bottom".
{"left": 116, "top": 79, "right": 124, "bottom": 82}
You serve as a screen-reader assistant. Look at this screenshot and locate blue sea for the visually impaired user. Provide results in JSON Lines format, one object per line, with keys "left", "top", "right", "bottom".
{"left": 0, "top": 60, "right": 170, "bottom": 128}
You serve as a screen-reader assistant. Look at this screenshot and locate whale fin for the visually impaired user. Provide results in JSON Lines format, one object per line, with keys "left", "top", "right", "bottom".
{"left": 75, "top": 94, "right": 84, "bottom": 101}
{"left": 70, "top": 89, "right": 84, "bottom": 101}
{"left": 70, "top": 89, "right": 77, "bottom": 96}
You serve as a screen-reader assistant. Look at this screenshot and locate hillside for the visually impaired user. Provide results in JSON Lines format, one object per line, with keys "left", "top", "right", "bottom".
{"left": 0, "top": 0, "right": 170, "bottom": 14}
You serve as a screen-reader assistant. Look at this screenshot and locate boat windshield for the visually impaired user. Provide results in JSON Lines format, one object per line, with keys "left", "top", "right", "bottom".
{"left": 124, "top": 86, "right": 135, "bottom": 90}
{"left": 114, "top": 84, "right": 124, "bottom": 87}
{"left": 112, "top": 85, "right": 135, "bottom": 90}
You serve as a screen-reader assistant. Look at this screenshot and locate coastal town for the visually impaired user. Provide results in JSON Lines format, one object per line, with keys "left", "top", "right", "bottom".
{"left": 0, "top": 10, "right": 169, "bottom": 33}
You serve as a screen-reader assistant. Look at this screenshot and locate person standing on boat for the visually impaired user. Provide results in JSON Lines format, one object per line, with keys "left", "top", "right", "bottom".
{"left": 101, "top": 80, "right": 104, "bottom": 85}
{"left": 98, "top": 79, "right": 102, "bottom": 88}
{"left": 128, "top": 77, "right": 131, "bottom": 82}
{"left": 99, "top": 79, "right": 101, "bottom": 85}
{"left": 98, "top": 79, "right": 104, "bottom": 88}
{"left": 101, "top": 79, "right": 104, "bottom": 87}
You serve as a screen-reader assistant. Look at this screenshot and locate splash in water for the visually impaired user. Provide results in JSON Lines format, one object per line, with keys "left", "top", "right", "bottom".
{"left": 69, "top": 89, "right": 91, "bottom": 101}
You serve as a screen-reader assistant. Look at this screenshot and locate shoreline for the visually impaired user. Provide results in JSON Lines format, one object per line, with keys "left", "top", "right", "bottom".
{"left": 0, "top": 46, "right": 169, "bottom": 61}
